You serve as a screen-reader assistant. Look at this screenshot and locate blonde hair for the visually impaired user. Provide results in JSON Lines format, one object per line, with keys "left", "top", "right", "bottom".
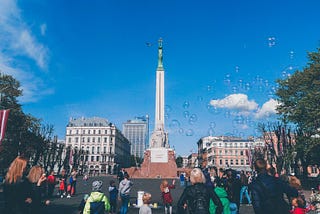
{"left": 5, "top": 156, "right": 28, "bottom": 184}
{"left": 160, "top": 180, "right": 168, "bottom": 192}
{"left": 190, "top": 168, "right": 205, "bottom": 184}
{"left": 27, "top": 166, "right": 44, "bottom": 183}
{"left": 289, "top": 176, "right": 301, "bottom": 190}
{"left": 142, "top": 192, "right": 151, "bottom": 204}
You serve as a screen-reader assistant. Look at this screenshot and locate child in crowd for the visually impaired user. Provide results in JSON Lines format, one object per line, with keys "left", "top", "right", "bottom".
{"left": 83, "top": 180, "right": 110, "bottom": 214}
{"left": 160, "top": 179, "right": 175, "bottom": 214}
{"left": 108, "top": 180, "right": 118, "bottom": 214}
{"left": 139, "top": 192, "right": 152, "bottom": 214}
{"left": 309, "top": 187, "right": 320, "bottom": 213}
{"left": 290, "top": 195, "right": 308, "bottom": 214}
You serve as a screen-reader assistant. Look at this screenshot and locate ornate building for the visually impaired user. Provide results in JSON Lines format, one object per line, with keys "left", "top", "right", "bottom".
{"left": 65, "top": 117, "right": 130, "bottom": 174}
{"left": 197, "top": 136, "right": 265, "bottom": 171}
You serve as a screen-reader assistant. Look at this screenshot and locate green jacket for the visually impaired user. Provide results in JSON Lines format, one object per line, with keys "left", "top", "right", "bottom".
{"left": 83, "top": 191, "right": 110, "bottom": 214}
{"left": 210, "top": 187, "right": 231, "bottom": 214}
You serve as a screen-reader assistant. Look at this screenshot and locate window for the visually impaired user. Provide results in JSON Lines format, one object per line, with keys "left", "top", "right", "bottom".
{"left": 96, "top": 156, "right": 100, "bottom": 162}
{"left": 236, "top": 159, "right": 239, "bottom": 165}
{"left": 240, "top": 151, "right": 244, "bottom": 155}
{"left": 230, "top": 159, "right": 234, "bottom": 165}
{"left": 91, "top": 156, "right": 94, "bottom": 161}
{"left": 219, "top": 159, "right": 222, "bottom": 165}
{"left": 91, "top": 146, "right": 95, "bottom": 154}
{"left": 88, "top": 130, "right": 91, "bottom": 134}
{"left": 69, "top": 130, "right": 72, "bottom": 135}
{"left": 93, "top": 130, "right": 96, "bottom": 134}
{"left": 225, "top": 150, "right": 228, "bottom": 154}
{"left": 104, "top": 138, "right": 107, "bottom": 143}
{"left": 103, "top": 147, "right": 106, "bottom": 153}
{"left": 97, "top": 147, "right": 100, "bottom": 154}
{"left": 92, "top": 137, "right": 95, "bottom": 143}
{"left": 82, "top": 130, "right": 85, "bottom": 134}
{"left": 225, "top": 159, "right": 228, "bottom": 165}
{"left": 219, "top": 150, "right": 222, "bottom": 154}
{"left": 241, "top": 159, "right": 244, "bottom": 165}
{"left": 82, "top": 137, "right": 85, "bottom": 143}
{"left": 97, "top": 137, "right": 100, "bottom": 143}
{"left": 98, "top": 130, "right": 101, "bottom": 134}
{"left": 105, "top": 130, "right": 107, "bottom": 134}
{"left": 245, "top": 143, "right": 248, "bottom": 148}
{"left": 87, "top": 137, "right": 90, "bottom": 143}
{"left": 75, "top": 137, "right": 79, "bottom": 143}
{"left": 85, "top": 156, "right": 88, "bottom": 161}
{"left": 76, "top": 130, "right": 79, "bottom": 134}
{"left": 68, "top": 138, "right": 71, "bottom": 143}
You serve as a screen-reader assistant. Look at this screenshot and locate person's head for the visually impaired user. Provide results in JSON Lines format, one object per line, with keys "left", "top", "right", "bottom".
{"left": 219, "top": 168, "right": 224, "bottom": 177}
{"left": 92, "top": 180, "right": 103, "bottom": 192}
{"left": 50, "top": 170, "right": 54, "bottom": 175}
{"left": 124, "top": 173, "right": 130, "bottom": 179}
{"left": 160, "top": 180, "right": 168, "bottom": 192}
{"left": 27, "top": 165, "right": 45, "bottom": 183}
{"left": 254, "top": 158, "right": 267, "bottom": 174}
{"left": 5, "top": 156, "right": 28, "bottom": 184}
{"left": 190, "top": 168, "right": 206, "bottom": 184}
{"left": 109, "top": 180, "right": 115, "bottom": 187}
{"left": 291, "top": 196, "right": 306, "bottom": 208}
{"left": 61, "top": 169, "right": 66, "bottom": 175}
{"left": 142, "top": 192, "right": 151, "bottom": 204}
{"left": 289, "top": 176, "right": 301, "bottom": 190}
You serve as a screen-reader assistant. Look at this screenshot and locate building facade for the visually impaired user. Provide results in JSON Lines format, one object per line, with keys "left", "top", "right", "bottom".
{"left": 198, "top": 136, "right": 265, "bottom": 171}
{"left": 65, "top": 117, "right": 131, "bottom": 174}
{"left": 122, "top": 116, "right": 149, "bottom": 159}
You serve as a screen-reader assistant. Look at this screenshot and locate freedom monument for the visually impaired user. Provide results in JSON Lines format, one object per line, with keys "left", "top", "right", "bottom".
{"left": 128, "top": 38, "right": 177, "bottom": 178}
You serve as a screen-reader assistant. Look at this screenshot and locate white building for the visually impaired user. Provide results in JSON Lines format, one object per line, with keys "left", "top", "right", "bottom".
{"left": 65, "top": 117, "right": 131, "bottom": 174}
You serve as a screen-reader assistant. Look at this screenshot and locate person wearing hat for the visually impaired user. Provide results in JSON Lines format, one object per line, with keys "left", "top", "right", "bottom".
{"left": 83, "top": 180, "right": 110, "bottom": 214}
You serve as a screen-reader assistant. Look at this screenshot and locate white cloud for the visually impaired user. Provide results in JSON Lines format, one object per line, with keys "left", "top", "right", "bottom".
{"left": 40, "top": 23, "right": 47, "bottom": 36}
{"left": 0, "top": 0, "right": 48, "bottom": 69}
{"left": 254, "top": 98, "right": 279, "bottom": 119}
{"left": 210, "top": 93, "right": 258, "bottom": 111}
{"left": 0, "top": 0, "right": 51, "bottom": 102}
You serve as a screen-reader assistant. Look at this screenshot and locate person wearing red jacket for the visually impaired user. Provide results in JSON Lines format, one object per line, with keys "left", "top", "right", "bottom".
{"left": 47, "top": 170, "right": 56, "bottom": 198}
{"left": 160, "top": 179, "right": 175, "bottom": 214}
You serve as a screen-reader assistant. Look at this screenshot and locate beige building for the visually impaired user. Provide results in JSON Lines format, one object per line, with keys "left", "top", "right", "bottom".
{"left": 198, "top": 136, "right": 265, "bottom": 171}
{"left": 65, "top": 117, "right": 131, "bottom": 174}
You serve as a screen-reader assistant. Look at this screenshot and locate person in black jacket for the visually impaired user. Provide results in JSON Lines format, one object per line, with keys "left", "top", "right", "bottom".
{"left": 249, "top": 158, "right": 298, "bottom": 214}
{"left": 3, "top": 156, "right": 32, "bottom": 214}
{"left": 177, "top": 168, "right": 223, "bottom": 214}
{"left": 225, "top": 169, "right": 241, "bottom": 213}
{"left": 26, "top": 166, "right": 49, "bottom": 214}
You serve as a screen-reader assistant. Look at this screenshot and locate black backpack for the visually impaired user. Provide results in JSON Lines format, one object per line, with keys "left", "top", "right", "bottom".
{"left": 190, "top": 188, "right": 208, "bottom": 214}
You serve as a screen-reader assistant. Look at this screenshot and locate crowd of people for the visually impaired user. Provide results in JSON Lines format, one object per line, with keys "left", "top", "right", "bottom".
{"left": 1, "top": 155, "right": 320, "bottom": 214}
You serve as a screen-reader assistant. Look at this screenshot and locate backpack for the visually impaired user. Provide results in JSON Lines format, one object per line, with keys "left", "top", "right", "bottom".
{"left": 191, "top": 188, "right": 208, "bottom": 214}
{"left": 90, "top": 201, "right": 105, "bottom": 214}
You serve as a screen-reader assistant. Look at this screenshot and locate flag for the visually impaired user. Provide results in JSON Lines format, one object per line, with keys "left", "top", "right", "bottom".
{"left": 0, "top": 109, "right": 10, "bottom": 144}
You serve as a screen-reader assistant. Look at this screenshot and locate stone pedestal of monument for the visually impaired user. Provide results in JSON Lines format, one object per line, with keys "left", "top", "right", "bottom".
{"left": 127, "top": 148, "right": 177, "bottom": 178}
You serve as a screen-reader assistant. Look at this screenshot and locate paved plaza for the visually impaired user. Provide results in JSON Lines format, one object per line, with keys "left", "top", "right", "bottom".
{"left": 1, "top": 175, "right": 313, "bottom": 214}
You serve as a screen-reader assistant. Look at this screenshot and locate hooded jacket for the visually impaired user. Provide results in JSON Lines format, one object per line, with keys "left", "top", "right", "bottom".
{"left": 210, "top": 187, "right": 231, "bottom": 214}
{"left": 83, "top": 191, "right": 110, "bottom": 214}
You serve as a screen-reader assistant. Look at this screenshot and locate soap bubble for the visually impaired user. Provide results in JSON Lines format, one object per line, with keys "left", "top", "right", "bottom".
{"left": 188, "top": 114, "right": 198, "bottom": 125}
{"left": 209, "top": 122, "right": 216, "bottom": 128}
{"left": 165, "top": 113, "right": 170, "bottom": 120}
{"left": 183, "top": 101, "right": 190, "bottom": 109}
{"left": 207, "top": 104, "right": 221, "bottom": 115}
{"left": 186, "top": 129, "right": 194, "bottom": 136}
{"left": 197, "top": 96, "right": 203, "bottom": 102}
{"left": 165, "top": 105, "right": 172, "bottom": 113}
{"left": 183, "top": 111, "right": 190, "bottom": 119}
{"left": 208, "top": 128, "right": 215, "bottom": 136}
{"left": 169, "top": 120, "right": 180, "bottom": 130}
{"left": 268, "top": 36, "right": 276, "bottom": 47}
{"left": 178, "top": 128, "right": 184, "bottom": 134}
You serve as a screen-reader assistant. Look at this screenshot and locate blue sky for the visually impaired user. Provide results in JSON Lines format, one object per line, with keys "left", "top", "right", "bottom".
{"left": 1, "top": 0, "right": 320, "bottom": 156}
